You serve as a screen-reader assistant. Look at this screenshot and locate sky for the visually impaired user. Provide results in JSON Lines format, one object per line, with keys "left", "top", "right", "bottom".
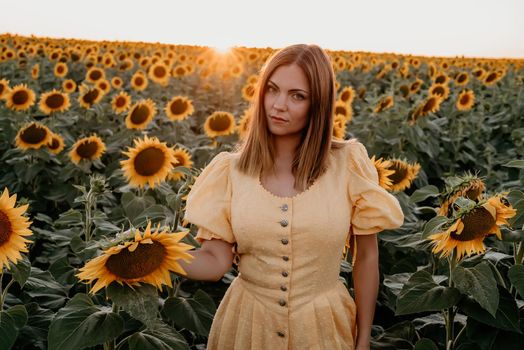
{"left": 1, "top": 0, "right": 523, "bottom": 59}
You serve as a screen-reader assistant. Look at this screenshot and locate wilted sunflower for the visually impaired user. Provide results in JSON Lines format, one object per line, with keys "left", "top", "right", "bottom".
{"left": 338, "top": 86, "right": 356, "bottom": 106}
{"left": 204, "top": 111, "right": 236, "bottom": 138}
{"left": 383, "top": 158, "right": 420, "bottom": 192}
{"left": 374, "top": 96, "right": 394, "bottom": 113}
{"left": 38, "top": 89, "right": 71, "bottom": 114}
{"left": 111, "top": 91, "right": 132, "bottom": 114}
{"left": 31, "top": 63, "right": 40, "bottom": 79}
{"left": 0, "top": 78, "right": 10, "bottom": 100}
{"left": 429, "top": 195, "right": 516, "bottom": 260}
{"left": 241, "top": 83, "right": 256, "bottom": 102}
{"left": 168, "top": 148, "right": 193, "bottom": 181}
{"left": 85, "top": 66, "right": 106, "bottom": 83}
{"left": 148, "top": 62, "right": 170, "bottom": 86}
{"left": 15, "top": 122, "right": 53, "bottom": 150}
{"left": 5, "top": 84, "right": 36, "bottom": 112}
{"left": 334, "top": 100, "right": 353, "bottom": 121}
{"left": 69, "top": 135, "right": 106, "bottom": 164}
{"left": 125, "top": 99, "right": 157, "bottom": 130}
{"left": 370, "top": 156, "right": 395, "bottom": 190}
{"left": 456, "top": 89, "right": 475, "bottom": 111}
{"left": 165, "top": 96, "right": 194, "bottom": 121}
{"left": 46, "top": 132, "right": 65, "bottom": 155}
{"left": 78, "top": 85, "right": 103, "bottom": 108}
{"left": 120, "top": 135, "right": 176, "bottom": 188}
{"left": 130, "top": 70, "right": 148, "bottom": 91}
{"left": 54, "top": 62, "right": 68, "bottom": 78}
{"left": 438, "top": 174, "right": 485, "bottom": 216}
{"left": 76, "top": 221, "right": 194, "bottom": 294}
{"left": 0, "top": 188, "right": 32, "bottom": 270}
{"left": 62, "top": 79, "right": 77, "bottom": 93}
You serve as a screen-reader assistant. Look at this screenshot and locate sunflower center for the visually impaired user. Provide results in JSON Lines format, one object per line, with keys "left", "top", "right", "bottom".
{"left": 0, "top": 210, "right": 12, "bottom": 245}
{"left": 457, "top": 74, "right": 467, "bottom": 83}
{"left": 105, "top": 241, "right": 166, "bottom": 279}
{"left": 89, "top": 70, "right": 102, "bottom": 81}
{"left": 20, "top": 124, "right": 48, "bottom": 144}
{"left": 49, "top": 138, "right": 60, "bottom": 150}
{"left": 170, "top": 99, "right": 188, "bottom": 115}
{"left": 450, "top": 207, "right": 495, "bottom": 241}
{"left": 134, "top": 77, "right": 144, "bottom": 86}
{"left": 432, "top": 86, "right": 445, "bottom": 96}
{"left": 130, "top": 105, "right": 151, "bottom": 124}
{"left": 422, "top": 98, "right": 437, "bottom": 113}
{"left": 45, "top": 93, "right": 65, "bottom": 109}
{"left": 154, "top": 66, "right": 166, "bottom": 78}
{"left": 388, "top": 162, "right": 408, "bottom": 184}
{"left": 460, "top": 94, "right": 470, "bottom": 105}
{"left": 76, "top": 141, "right": 98, "bottom": 159}
{"left": 134, "top": 147, "right": 166, "bottom": 176}
{"left": 435, "top": 76, "right": 446, "bottom": 84}
{"left": 465, "top": 186, "right": 482, "bottom": 200}
{"left": 13, "top": 90, "right": 29, "bottom": 105}
{"left": 209, "top": 114, "right": 232, "bottom": 132}
{"left": 335, "top": 105, "right": 347, "bottom": 116}
{"left": 82, "top": 89, "right": 100, "bottom": 105}
{"left": 485, "top": 73, "right": 497, "bottom": 83}
{"left": 115, "top": 97, "right": 126, "bottom": 108}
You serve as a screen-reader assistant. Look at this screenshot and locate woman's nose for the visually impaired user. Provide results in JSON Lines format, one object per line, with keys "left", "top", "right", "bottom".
{"left": 273, "top": 93, "right": 287, "bottom": 111}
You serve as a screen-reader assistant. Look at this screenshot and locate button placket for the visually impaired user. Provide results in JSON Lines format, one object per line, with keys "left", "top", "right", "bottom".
{"left": 278, "top": 202, "right": 291, "bottom": 312}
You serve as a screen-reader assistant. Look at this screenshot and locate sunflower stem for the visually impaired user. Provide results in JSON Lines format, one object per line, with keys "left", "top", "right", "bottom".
{"left": 445, "top": 251, "right": 458, "bottom": 350}
{"left": 0, "top": 276, "right": 15, "bottom": 311}
{"left": 515, "top": 242, "right": 524, "bottom": 265}
{"left": 453, "top": 323, "right": 467, "bottom": 349}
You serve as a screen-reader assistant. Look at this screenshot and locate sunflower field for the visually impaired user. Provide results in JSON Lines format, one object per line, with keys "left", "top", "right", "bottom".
{"left": 0, "top": 33, "right": 524, "bottom": 350}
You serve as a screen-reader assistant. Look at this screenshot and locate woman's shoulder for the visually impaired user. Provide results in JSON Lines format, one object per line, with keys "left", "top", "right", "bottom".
{"left": 331, "top": 138, "right": 368, "bottom": 160}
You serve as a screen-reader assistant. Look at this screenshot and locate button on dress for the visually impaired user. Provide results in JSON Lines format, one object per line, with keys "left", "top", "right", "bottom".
{"left": 183, "top": 139, "right": 404, "bottom": 350}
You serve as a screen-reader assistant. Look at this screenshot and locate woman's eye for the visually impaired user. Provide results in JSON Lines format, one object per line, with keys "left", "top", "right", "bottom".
{"left": 266, "top": 85, "right": 275, "bottom": 92}
{"left": 293, "top": 93, "right": 305, "bottom": 100}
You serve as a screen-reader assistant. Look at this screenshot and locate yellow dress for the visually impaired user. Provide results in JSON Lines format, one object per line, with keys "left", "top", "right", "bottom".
{"left": 183, "top": 139, "right": 404, "bottom": 350}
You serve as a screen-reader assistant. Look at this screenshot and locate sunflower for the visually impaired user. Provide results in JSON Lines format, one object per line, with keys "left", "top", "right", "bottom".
{"left": 111, "top": 76, "right": 123, "bottom": 89}
{"left": 46, "top": 132, "right": 65, "bottom": 154}
{"left": 38, "top": 89, "right": 71, "bottom": 115}
{"left": 429, "top": 195, "right": 516, "bottom": 260}
{"left": 241, "top": 83, "right": 256, "bottom": 102}
{"left": 204, "top": 111, "right": 236, "bottom": 138}
{"left": 31, "top": 63, "right": 40, "bottom": 79}
{"left": 5, "top": 84, "right": 36, "bottom": 112}
{"left": 172, "top": 65, "right": 188, "bottom": 77}
{"left": 148, "top": 62, "right": 170, "bottom": 86}
{"left": 483, "top": 71, "right": 503, "bottom": 86}
{"left": 85, "top": 66, "right": 105, "bottom": 83}
{"left": 96, "top": 79, "right": 111, "bottom": 94}
{"left": 78, "top": 85, "right": 103, "bottom": 108}
{"left": 473, "top": 68, "right": 486, "bottom": 81}
{"left": 0, "top": 78, "right": 10, "bottom": 100}
{"left": 374, "top": 96, "right": 394, "bottom": 113}
{"left": 125, "top": 99, "right": 157, "bottom": 130}
{"left": 428, "top": 83, "right": 450, "bottom": 100}
{"left": 338, "top": 86, "right": 356, "bottom": 106}
{"left": 456, "top": 89, "right": 475, "bottom": 111}
{"left": 332, "top": 114, "right": 347, "bottom": 139}
{"left": 247, "top": 74, "right": 259, "bottom": 84}
{"left": 111, "top": 91, "right": 132, "bottom": 114}
{"left": 334, "top": 100, "right": 353, "bottom": 121}
{"left": 409, "top": 95, "right": 443, "bottom": 124}
{"left": 455, "top": 72, "right": 469, "bottom": 86}
{"left": 15, "top": 122, "right": 52, "bottom": 150}
{"left": 62, "top": 79, "right": 77, "bottom": 93}
{"left": 164, "top": 96, "right": 194, "bottom": 121}
{"left": 76, "top": 221, "right": 194, "bottom": 294}
{"left": 69, "top": 135, "right": 106, "bottom": 164}
{"left": 168, "top": 148, "right": 193, "bottom": 181}
{"left": 410, "top": 79, "right": 424, "bottom": 94}
{"left": 130, "top": 70, "right": 148, "bottom": 91}
{"left": 383, "top": 158, "right": 420, "bottom": 192}
{"left": 370, "top": 156, "right": 395, "bottom": 190}
{"left": 120, "top": 135, "right": 176, "bottom": 188}
{"left": 0, "top": 188, "right": 32, "bottom": 270}
{"left": 433, "top": 72, "right": 449, "bottom": 85}
{"left": 438, "top": 174, "right": 485, "bottom": 216}
{"left": 54, "top": 62, "right": 68, "bottom": 78}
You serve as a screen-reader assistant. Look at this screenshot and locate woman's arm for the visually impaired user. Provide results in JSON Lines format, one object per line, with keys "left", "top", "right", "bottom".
{"left": 352, "top": 233, "right": 379, "bottom": 350}
{"left": 176, "top": 239, "right": 234, "bottom": 282}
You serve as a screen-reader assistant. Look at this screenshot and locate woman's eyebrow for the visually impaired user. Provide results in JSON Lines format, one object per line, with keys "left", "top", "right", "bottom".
{"left": 268, "top": 80, "right": 309, "bottom": 94}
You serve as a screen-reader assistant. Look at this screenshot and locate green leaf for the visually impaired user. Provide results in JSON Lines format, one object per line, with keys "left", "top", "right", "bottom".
{"left": 396, "top": 270, "right": 461, "bottom": 315}
{"left": 460, "top": 286, "right": 521, "bottom": 333}
{"left": 454, "top": 262, "right": 499, "bottom": 317}
{"left": 421, "top": 216, "right": 449, "bottom": 239}
{"left": 23, "top": 268, "right": 69, "bottom": 309}
{"left": 0, "top": 305, "right": 28, "bottom": 350}
{"left": 49, "top": 256, "right": 77, "bottom": 285}
{"left": 48, "top": 294, "right": 124, "bottom": 350}
{"left": 106, "top": 283, "right": 158, "bottom": 329}
{"left": 502, "top": 160, "right": 524, "bottom": 169}
{"left": 507, "top": 190, "right": 524, "bottom": 228}
{"left": 163, "top": 289, "right": 216, "bottom": 336}
{"left": 410, "top": 185, "right": 440, "bottom": 203}
{"left": 122, "top": 192, "right": 156, "bottom": 220}
{"left": 17, "top": 303, "right": 54, "bottom": 350}
{"left": 132, "top": 204, "right": 168, "bottom": 226}
{"left": 414, "top": 338, "right": 439, "bottom": 350}
{"left": 9, "top": 255, "right": 31, "bottom": 288}
{"left": 126, "top": 321, "right": 190, "bottom": 350}
{"left": 508, "top": 264, "right": 524, "bottom": 299}
{"left": 54, "top": 209, "right": 83, "bottom": 227}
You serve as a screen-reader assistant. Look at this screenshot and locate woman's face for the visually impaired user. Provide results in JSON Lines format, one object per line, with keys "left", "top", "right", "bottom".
{"left": 264, "top": 63, "right": 311, "bottom": 137}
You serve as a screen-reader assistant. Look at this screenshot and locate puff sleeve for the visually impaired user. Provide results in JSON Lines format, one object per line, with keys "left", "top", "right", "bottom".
{"left": 346, "top": 140, "right": 404, "bottom": 235}
{"left": 183, "top": 152, "right": 236, "bottom": 244}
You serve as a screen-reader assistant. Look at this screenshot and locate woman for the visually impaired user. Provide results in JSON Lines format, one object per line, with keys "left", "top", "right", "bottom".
{"left": 178, "top": 44, "right": 404, "bottom": 350}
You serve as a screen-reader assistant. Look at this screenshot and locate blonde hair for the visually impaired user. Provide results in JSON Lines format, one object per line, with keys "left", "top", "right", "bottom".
{"left": 235, "top": 44, "right": 345, "bottom": 191}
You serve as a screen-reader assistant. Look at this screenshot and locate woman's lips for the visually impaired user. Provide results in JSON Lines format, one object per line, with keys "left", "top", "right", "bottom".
{"left": 270, "top": 115, "right": 288, "bottom": 123}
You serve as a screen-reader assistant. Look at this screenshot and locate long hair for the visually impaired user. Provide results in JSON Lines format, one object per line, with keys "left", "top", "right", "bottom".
{"left": 235, "top": 44, "right": 344, "bottom": 192}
